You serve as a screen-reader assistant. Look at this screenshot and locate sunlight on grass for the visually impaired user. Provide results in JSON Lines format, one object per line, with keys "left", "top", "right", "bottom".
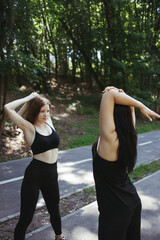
{"left": 64, "top": 117, "right": 99, "bottom": 149}
{"left": 129, "top": 159, "right": 160, "bottom": 183}
{"left": 61, "top": 117, "right": 160, "bottom": 150}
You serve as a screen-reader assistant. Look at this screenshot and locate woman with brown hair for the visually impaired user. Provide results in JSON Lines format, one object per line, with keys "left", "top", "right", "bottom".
{"left": 4, "top": 93, "right": 65, "bottom": 240}
{"left": 92, "top": 86, "right": 160, "bottom": 240}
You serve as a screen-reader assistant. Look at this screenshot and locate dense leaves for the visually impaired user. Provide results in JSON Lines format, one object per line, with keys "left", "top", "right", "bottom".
{"left": 0, "top": 0, "right": 160, "bottom": 132}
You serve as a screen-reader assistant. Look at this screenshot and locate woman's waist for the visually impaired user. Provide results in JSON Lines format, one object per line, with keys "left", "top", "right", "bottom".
{"left": 33, "top": 148, "right": 58, "bottom": 164}
{"left": 29, "top": 158, "right": 57, "bottom": 168}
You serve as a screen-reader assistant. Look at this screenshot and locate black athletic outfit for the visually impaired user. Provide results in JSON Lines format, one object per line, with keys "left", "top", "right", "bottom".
{"left": 92, "top": 140, "right": 141, "bottom": 240}
{"left": 14, "top": 125, "right": 61, "bottom": 240}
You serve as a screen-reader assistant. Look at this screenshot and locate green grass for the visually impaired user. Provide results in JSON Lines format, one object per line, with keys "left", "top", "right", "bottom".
{"left": 136, "top": 120, "right": 160, "bottom": 134}
{"left": 60, "top": 117, "right": 160, "bottom": 150}
{"left": 129, "top": 159, "right": 160, "bottom": 182}
{"left": 83, "top": 187, "right": 96, "bottom": 195}
{"left": 63, "top": 118, "right": 99, "bottom": 149}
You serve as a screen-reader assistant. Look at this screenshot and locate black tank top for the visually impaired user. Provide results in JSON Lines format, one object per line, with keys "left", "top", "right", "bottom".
{"left": 31, "top": 124, "right": 60, "bottom": 155}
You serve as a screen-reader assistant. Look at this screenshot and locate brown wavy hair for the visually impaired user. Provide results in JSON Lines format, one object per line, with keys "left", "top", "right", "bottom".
{"left": 26, "top": 96, "right": 51, "bottom": 124}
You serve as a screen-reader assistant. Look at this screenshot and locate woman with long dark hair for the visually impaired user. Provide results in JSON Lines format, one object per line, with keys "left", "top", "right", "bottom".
{"left": 92, "top": 86, "right": 160, "bottom": 240}
{"left": 4, "top": 93, "right": 65, "bottom": 240}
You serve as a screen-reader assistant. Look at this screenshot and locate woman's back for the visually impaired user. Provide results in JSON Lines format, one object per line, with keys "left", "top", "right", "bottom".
{"left": 98, "top": 89, "right": 137, "bottom": 172}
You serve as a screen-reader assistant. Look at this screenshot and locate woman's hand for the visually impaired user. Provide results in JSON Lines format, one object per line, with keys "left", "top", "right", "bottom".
{"left": 139, "top": 104, "right": 160, "bottom": 121}
{"left": 27, "top": 92, "right": 39, "bottom": 101}
{"left": 102, "top": 86, "right": 124, "bottom": 94}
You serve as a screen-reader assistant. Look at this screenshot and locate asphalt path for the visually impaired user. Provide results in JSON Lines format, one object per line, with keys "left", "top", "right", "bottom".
{"left": 0, "top": 130, "right": 160, "bottom": 222}
{"left": 26, "top": 171, "right": 160, "bottom": 240}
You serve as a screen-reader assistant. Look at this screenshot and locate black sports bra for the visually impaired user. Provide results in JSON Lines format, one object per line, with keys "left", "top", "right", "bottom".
{"left": 31, "top": 124, "right": 60, "bottom": 155}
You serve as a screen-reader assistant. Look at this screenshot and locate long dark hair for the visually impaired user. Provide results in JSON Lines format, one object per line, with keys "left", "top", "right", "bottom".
{"left": 26, "top": 96, "right": 51, "bottom": 124}
{"left": 114, "top": 104, "right": 137, "bottom": 173}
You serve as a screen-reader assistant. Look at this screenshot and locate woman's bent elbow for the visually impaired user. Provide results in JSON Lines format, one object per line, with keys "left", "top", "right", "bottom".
{"left": 4, "top": 105, "right": 8, "bottom": 112}
{"left": 4, "top": 104, "right": 10, "bottom": 115}
{"left": 4, "top": 104, "right": 8, "bottom": 112}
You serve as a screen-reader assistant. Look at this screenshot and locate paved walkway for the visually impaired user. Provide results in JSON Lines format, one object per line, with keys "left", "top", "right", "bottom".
{"left": 1, "top": 130, "right": 160, "bottom": 239}
{"left": 1, "top": 130, "right": 160, "bottom": 221}
{"left": 26, "top": 170, "right": 160, "bottom": 240}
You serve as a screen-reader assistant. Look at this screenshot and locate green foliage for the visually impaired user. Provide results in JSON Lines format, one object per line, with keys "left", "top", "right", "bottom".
{"left": 1, "top": 0, "right": 160, "bottom": 101}
{"left": 61, "top": 117, "right": 99, "bottom": 150}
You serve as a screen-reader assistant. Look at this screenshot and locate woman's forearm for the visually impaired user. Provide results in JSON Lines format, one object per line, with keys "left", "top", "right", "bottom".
{"left": 18, "top": 102, "right": 30, "bottom": 116}
{"left": 104, "top": 88, "right": 160, "bottom": 120}
{"left": 4, "top": 96, "right": 31, "bottom": 112}
{"left": 4, "top": 92, "right": 38, "bottom": 112}
{"left": 111, "top": 90, "right": 143, "bottom": 109}
{"left": 4, "top": 92, "right": 39, "bottom": 130}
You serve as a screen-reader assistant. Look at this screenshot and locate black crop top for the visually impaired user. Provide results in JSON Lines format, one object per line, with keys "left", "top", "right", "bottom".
{"left": 31, "top": 124, "right": 60, "bottom": 155}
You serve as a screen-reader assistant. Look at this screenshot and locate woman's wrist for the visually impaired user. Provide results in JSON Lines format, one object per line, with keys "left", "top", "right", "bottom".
{"left": 102, "top": 86, "right": 123, "bottom": 94}
{"left": 25, "top": 96, "right": 33, "bottom": 102}
{"left": 136, "top": 101, "right": 144, "bottom": 110}
{"left": 25, "top": 92, "right": 38, "bottom": 102}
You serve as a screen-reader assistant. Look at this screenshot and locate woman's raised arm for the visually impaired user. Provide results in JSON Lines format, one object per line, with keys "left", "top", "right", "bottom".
{"left": 100, "top": 87, "right": 160, "bottom": 140}
{"left": 4, "top": 92, "right": 39, "bottom": 131}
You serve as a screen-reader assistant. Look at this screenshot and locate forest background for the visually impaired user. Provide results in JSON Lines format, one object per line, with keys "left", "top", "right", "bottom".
{"left": 0, "top": 0, "right": 160, "bottom": 161}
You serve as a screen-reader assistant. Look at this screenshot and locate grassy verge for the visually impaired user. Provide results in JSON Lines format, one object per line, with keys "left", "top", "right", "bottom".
{"left": 129, "top": 159, "right": 160, "bottom": 182}
{"left": 62, "top": 118, "right": 99, "bottom": 149}
{"left": 57, "top": 116, "right": 160, "bottom": 150}
{"left": 136, "top": 120, "right": 160, "bottom": 134}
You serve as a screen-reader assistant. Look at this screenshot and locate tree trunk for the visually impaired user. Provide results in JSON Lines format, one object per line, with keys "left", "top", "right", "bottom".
{"left": 59, "top": 18, "right": 103, "bottom": 89}
{"left": 0, "top": 76, "right": 8, "bottom": 136}
{"left": 156, "top": 88, "right": 160, "bottom": 113}
{"left": 72, "top": 59, "right": 76, "bottom": 84}
{"left": 50, "top": 38, "right": 58, "bottom": 79}
{"left": 79, "top": 62, "right": 84, "bottom": 82}
{"left": 0, "top": 0, "right": 14, "bottom": 136}
{"left": 102, "top": 0, "right": 123, "bottom": 87}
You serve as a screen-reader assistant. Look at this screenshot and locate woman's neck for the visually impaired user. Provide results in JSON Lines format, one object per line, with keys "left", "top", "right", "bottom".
{"left": 34, "top": 121, "right": 46, "bottom": 128}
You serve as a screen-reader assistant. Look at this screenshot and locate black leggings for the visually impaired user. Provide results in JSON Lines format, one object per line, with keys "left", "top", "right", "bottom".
{"left": 14, "top": 159, "right": 62, "bottom": 240}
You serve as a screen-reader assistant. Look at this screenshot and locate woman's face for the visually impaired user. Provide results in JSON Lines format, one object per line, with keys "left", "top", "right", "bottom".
{"left": 36, "top": 104, "right": 50, "bottom": 124}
